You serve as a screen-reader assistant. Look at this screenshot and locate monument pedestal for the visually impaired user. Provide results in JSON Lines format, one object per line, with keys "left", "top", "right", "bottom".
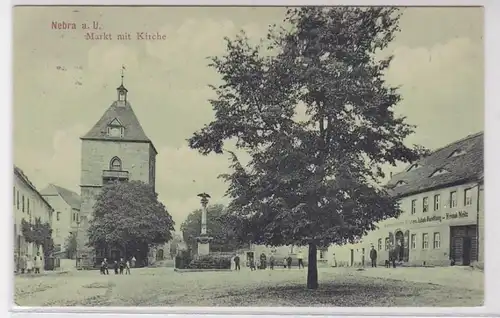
{"left": 197, "top": 242, "right": 210, "bottom": 256}
{"left": 196, "top": 235, "right": 213, "bottom": 256}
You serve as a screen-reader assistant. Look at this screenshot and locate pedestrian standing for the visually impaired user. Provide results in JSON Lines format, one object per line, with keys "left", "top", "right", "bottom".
{"left": 131, "top": 256, "right": 136, "bottom": 268}
{"left": 297, "top": 250, "right": 304, "bottom": 269}
{"left": 33, "top": 252, "right": 43, "bottom": 274}
{"left": 103, "top": 258, "right": 109, "bottom": 274}
{"left": 332, "top": 253, "right": 337, "bottom": 267}
{"left": 286, "top": 256, "right": 292, "bottom": 269}
{"left": 114, "top": 260, "right": 119, "bottom": 274}
{"left": 249, "top": 256, "right": 256, "bottom": 271}
{"left": 234, "top": 255, "right": 241, "bottom": 271}
{"left": 269, "top": 254, "right": 275, "bottom": 270}
{"left": 283, "top": 257, "right": 287, "bottom": 269}
{"left": 19, "top": 254, "right": 27, "bottom": 274}
{"left": 370, "top": 245, "right": 378, "bottom": 268}
{"left": 125, "top": 260, "right": 131, "bottom": 275}
{"left": 119, "top": 258, "right": 125, "bottom": 274}
{"left": 26, "top": 256, "right": 33, "bottom": 274}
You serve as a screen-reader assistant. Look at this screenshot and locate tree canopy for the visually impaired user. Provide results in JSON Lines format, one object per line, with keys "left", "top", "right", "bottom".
{"left": 87, "top": 180, "right": 175, "bottom": 255}
{"left": 181, "top": 204, "right": 243, "bottom": 253}
{"left": 188, "top": 7, "right": 427, "bottom": 288}
{"left": 21, "top": 217, "right": 54, "bottom": 257}
{"left": 64, "top": 232, "right": 77, "bottom": 259}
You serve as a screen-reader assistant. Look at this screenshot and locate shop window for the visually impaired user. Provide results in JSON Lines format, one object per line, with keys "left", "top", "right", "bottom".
{"left": 57, "top": 212, "right": 61, "bottom": 221}
{"left": 385, "top": 238, "right": 390, "bottom": 250}
{"left": 16, "top": 191, "right": 19, "bottom": 210}
{"left": 411, "top": 234, "right": 417, "bottom": 249}
{"left": 464, "top": 188, "right": 473, "bottom": 206}
{"left": 411, "top": 199, "right": 417, "bottom": 214}
{"left": 422, "top": 197, "right": 429, "bottom": 213}
{"left": 377, "top": 238, "right": 382, "bottom": 251}
{"left": 433, "top": 232, "right": 441, "bottom": 249}
{"left": 434, "top": 194, "right": 440, "bottom": 211}
{"left": 450, "top": 191, "right": 457, "bottom": 208}
{"left": 422, "top": 233, "right": 429, "bottom": 249}
{"left": 22, "top": 195, "right": 25, "bottom": 212}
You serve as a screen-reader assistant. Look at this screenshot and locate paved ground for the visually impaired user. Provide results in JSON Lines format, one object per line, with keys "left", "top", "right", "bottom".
{"left": 14, "top": 266, "right": 483, "bottom": 307}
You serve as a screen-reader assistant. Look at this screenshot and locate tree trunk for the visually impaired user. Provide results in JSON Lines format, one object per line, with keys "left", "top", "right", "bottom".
{"left": 307, "top": 242, "right": 318, "bottom": 289}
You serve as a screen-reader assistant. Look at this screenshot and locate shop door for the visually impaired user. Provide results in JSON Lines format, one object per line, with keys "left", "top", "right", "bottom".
{"left": 463, "top": 237, "right": 472, "bottom": 266}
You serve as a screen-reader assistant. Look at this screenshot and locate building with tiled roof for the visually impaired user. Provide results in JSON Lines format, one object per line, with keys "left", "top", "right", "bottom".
{"left": 328, "top": 132, "right": 484, "bottom": 267}
{"left": 13, "top": 166, "right": 55, "bottom": 273}
{"left": 77, "top": 75, "right": 158, "bottom": 268}
{"left": 40, "top": 184, "right": 81, "bottom": 251}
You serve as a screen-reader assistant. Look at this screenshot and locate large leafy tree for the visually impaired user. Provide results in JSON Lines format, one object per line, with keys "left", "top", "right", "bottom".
{"left": 87, "top": 181, "right": 175, "bottom": 260}
{"left": 188, "top": 7, "right": 427, "bottom": 289}
{"left": 181, "top": 204, "right": 242, "bottom": 253}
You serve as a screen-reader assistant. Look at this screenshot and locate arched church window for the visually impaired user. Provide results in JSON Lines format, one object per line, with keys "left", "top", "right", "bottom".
{"left": 110, "top": 157, "right": 122, "bottom": 171}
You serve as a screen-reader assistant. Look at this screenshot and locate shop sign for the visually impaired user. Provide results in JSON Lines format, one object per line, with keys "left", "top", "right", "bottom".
{"left": 409, "top": 211, "right": 469, "bottom": 225}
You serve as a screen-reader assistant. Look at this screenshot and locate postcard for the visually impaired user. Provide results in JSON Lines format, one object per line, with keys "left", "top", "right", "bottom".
{"left": 12, "top": 6, "right": 484, "bottom": 307}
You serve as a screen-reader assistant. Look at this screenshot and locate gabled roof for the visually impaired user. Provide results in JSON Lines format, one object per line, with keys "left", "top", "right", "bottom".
{"left": 81, "top": 99, "right": 157, "bottom": 154}
{"left": 40, "top": 184, "right": 81, "bottom": 210}
{"left": 14, "top": 165, "right": 54, "bottom": 211}
{"left": 387, "top": 132, "right": 483, "bottom": 197}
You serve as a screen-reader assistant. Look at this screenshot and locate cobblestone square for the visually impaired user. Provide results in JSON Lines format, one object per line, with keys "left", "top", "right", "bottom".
{"left": 14, "top": 267, "right": 483, "bottom": 307}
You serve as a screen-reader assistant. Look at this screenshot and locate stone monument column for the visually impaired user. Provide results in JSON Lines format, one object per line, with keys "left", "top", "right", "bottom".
{"left": 196, "top": 193, "right": 213, "bottom": 256}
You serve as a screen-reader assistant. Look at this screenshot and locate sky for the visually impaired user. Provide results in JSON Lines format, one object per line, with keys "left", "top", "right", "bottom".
{"left": 12, "top": 6, "right": 484, "bottom": 231}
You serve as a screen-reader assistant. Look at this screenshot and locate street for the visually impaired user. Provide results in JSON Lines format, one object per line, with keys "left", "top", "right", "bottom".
{"left": 14, "top": 266, "right": 483, "bottom": 307}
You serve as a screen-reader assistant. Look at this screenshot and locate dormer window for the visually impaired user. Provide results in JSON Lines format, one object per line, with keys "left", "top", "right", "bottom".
{"left": 430, "top": 168, "right": 449, "bottom": 177}
{"left": 407, "top": 163, "right": 421, "bottom": 172}
{"left": 395, "top": 180, "right": 407, "bottom": 187}
{"left": 449, "top": 149, "right": 466, "bottom": 158}
{"left": 107, "top": 118, "right": 124, "bottom": 138}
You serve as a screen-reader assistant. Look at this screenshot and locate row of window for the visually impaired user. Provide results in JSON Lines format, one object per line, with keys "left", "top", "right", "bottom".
{"left": 14, "top": 187, "right": 31, "bottom": 215}
{"left": 377, "top": 232, "right": 441, "bottom": 251}
{"left": 410, "top": 189, "right": 473, "bottom": 215}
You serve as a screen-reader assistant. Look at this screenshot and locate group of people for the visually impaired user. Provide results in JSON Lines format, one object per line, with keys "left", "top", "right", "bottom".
{"left": 100, "top": 256, "right": 136, "bottom": 275}
{"left": 233, "top": 250, "right": 306, "bottom": 271}
{"left": 369, "top": 245, "right": 398, "bottom": 268}
{"left": 17, "top": 252, "right": 44, "bottom": 274}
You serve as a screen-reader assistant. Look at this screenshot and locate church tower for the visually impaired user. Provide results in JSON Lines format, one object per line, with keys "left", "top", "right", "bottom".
{"left": 77, "top": 70, "right": 157, "bottom": 266}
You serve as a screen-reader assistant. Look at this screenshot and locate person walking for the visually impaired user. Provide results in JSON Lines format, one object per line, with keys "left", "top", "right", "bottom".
{"left": 286, "top": 256, "right": 292, "bottom": 270}
{"left": 113, "top": 260, "right": 119, "bottom": 274}
{"left": 234, "top": 255, "right": 241, "bottom": 271}
{"left": 297, "top": 250, "right": 304, "bottom": 269}
{"left": 131, "top": 256, "right": 136, "bottom": 268}
{"left": 33, "top": 252, "right": 43, "bottom": 274}
{"left": 370, "top": 245, "right": 378, "bottom": 268}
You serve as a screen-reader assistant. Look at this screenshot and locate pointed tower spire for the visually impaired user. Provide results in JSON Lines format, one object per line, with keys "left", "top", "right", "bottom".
{"left": 117, "top": 64, "right": 128, "bottom": 104}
